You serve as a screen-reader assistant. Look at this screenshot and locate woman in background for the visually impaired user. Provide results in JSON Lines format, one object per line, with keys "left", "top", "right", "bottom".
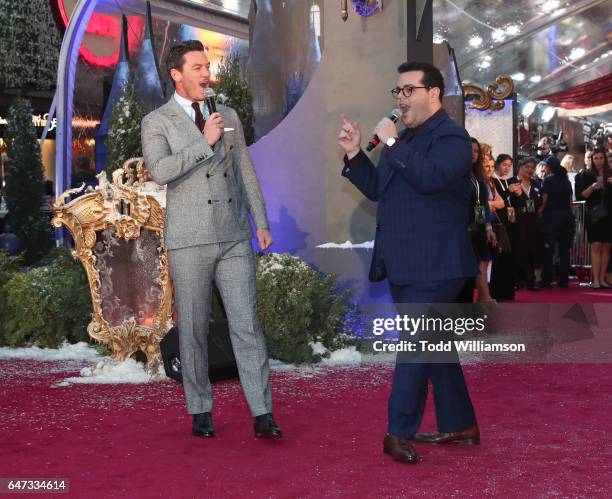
{"left": 490, "top": 154, "right": 516, "bottom": 300}
{"left": 456, "top": 138, "right": 497, "bottom": 303}
{"left": 479, "top": 143, "right": 502, "bottom": 302}
{"left": 509, "top": 157, "right": 544, "bottom": 290}
{"left": 575, "top": 147, "right": 612, "bottom": 288}
{"left": 560, "top": 154, "right": 577, "bottom": 174}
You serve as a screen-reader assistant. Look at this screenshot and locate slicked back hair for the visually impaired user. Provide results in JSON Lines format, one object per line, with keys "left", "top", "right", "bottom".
{"left": 165, "top": 40, "right": 206, "bottom": 86}
{"left": 397, "top": 61, "right": 445, "bottom": 101}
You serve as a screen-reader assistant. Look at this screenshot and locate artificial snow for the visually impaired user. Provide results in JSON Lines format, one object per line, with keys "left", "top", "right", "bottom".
{"left": 0, "top": 340, "right": 391, "bottom": 387}
{"left": 322, "top": 346, "right": 362, "bottom": 364}
{"left": 0, "top": 341, "right": 102, "bottom": 361}
{"left": 310, "top": 342, "right": 363, "bottom": 365}
{"left": 316, "top": 240, "right": 374, "bottom": 249}
{"left": 62, "top": 358, "right": 166, "bottom": 385}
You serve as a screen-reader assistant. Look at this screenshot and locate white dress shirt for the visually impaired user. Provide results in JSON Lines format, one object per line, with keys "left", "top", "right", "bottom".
{"left": 173, "top": 91, "right": 209, "bottom": 122}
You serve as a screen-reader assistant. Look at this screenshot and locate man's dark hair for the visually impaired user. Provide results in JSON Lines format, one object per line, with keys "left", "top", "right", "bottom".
{"left": 518, "top": 156, "right": 537, "bottom": 169}
{"left": 397, "top": 61, "right": 445, "bottom": 100}
{"left": 544, "top": 154, "right": 567, "bottom": 177}
{"left": 165, "top": 40, "right": 205, "bottom": 83}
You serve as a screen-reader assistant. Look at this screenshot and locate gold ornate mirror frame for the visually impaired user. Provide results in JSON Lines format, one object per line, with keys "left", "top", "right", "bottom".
{"left": 52, "top": 158, "right": 173, "bottom": 372}
{"left": 463, "top": 75, "right": 514, "bottom": 111}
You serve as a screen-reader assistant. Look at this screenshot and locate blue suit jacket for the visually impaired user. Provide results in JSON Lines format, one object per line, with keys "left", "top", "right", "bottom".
{"left": 342, "top": 110, "right": 478, "bottom": 285}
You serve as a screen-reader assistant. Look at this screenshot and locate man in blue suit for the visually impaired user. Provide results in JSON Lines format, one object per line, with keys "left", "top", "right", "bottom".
{"left": 339, "top": 62, "right": 480, "bottom": 464}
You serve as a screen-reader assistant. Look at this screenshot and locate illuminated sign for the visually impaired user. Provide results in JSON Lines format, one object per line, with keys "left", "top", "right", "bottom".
{"left": 0, "top": 114, "right": 98, "bottom": 131}
{"left": 0, "top": 114, "right": 56, "bottom": 131}
{"left": 51, "top": 0, "right": 144, "bottom": 68}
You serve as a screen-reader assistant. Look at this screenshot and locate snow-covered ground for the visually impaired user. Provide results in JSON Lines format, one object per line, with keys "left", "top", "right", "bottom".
{"left": 0, "top": 341, "right": 102, "bottom": 362}
{"left": 64, "top": 358, "right": 165, "bottom": 385}
{"left": 0, "top": 342, "right": 394, "bottom": 387}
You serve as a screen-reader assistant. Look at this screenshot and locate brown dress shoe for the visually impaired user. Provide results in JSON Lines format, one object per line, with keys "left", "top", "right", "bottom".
{"left": 413, "top": 425, "right": 479, "bottom": 445}
{"left": 383, "top": 434, "right": 419, "bottom": 464}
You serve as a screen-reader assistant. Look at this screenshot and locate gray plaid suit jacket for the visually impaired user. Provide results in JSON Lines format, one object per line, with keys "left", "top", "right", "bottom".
{"left": 141, "top": 98, "right": 269, "bottom": 249}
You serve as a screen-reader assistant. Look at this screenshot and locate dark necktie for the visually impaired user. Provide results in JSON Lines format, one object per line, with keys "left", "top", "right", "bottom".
{"left": 191, "top": 102, "right": 205, "bottom": 132}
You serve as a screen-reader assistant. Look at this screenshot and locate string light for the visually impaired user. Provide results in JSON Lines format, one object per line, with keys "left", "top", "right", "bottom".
{"left": 541, "top": 1, "right": 560, "bottom": 13}
{"left": 469, "top": 35, "right": 483, "bottom": 48}
{"left": 569, "top": 47, "right": 586, "bottom": 61}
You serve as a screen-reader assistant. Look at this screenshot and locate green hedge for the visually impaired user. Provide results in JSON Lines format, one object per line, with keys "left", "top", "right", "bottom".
{"left": 0, "top": 248, "right": 91, "bottom": 348}
{"left": 256, "top": 253, "right": 359, "bottom": 364}
{"left": 1, "top": 249, "right": 361, "bottom": 365}
{"left": 0, "top": 251, "right": 22, "bottom": 342}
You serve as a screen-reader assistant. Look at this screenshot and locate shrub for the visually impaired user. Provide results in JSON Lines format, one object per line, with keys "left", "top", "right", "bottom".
{"left": 4, "top": 98, "right": 53, "bottom": 264}
{"left": 255, "top": 253, "right": 359, "bottom": 363}
{"left": 1, "top": 247, "right": 91, "bottom": 348}
{"left": 214, "top": 53, "right": 255, "bottom": 145}
{"left": 106, "top": 81, "right": 144, "bottom": 179}
{"left": 0, "top": 251, "right": 22, "bottom": 343}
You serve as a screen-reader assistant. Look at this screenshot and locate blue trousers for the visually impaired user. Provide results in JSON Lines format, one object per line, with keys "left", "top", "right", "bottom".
{"left": 387, "top": 278, "right": 477, "bottom": 438}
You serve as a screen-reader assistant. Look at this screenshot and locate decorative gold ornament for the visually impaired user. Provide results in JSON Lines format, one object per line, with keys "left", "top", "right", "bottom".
{"left": 463, "top": 75, "right": 514, "bottom": 111}
{"left": 341, "top": 0, "right": 348, "bottom": 21}
{"left": 52, "top": 158, "right": 172, "bottom": 373}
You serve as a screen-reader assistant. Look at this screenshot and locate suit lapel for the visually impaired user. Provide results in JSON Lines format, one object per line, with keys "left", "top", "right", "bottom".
{"left": 163, "top": 98, "right": 203, "bottom": 143}
{"left": 208, "top": 108, "right": 232, "bottom": 175}
{"left": 379, "top": 129, "right": 410, "bottom": 194}
{"left": 162, "top": 98, "right": 228, "bottom": 174}
{"left": 378, "top": 112, "right": 449, "bottom": 194}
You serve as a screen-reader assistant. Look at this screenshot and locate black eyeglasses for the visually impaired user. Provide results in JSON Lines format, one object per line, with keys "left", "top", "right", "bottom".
{"left": 390, "top": 85, "right": 430, "bottom": 98}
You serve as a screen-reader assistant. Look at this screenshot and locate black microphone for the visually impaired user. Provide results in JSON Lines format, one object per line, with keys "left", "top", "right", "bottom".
{"left": 204, "top": 87, "right": 217, "bottom": 115}
{"left": 366, "top": 108, "right": 401, "bottom": 151}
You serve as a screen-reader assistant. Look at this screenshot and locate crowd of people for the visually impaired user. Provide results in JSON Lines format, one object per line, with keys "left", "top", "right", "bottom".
{"left": 461, "top": 142, "right": 612, "bottom": 303}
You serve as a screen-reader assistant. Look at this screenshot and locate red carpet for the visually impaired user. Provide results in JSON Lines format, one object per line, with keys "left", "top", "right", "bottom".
{"left": 1, "top": 360, "right": 611, "bottom": 497}
{"left": 514, "top": 281, "right": 612, "bottom": 303}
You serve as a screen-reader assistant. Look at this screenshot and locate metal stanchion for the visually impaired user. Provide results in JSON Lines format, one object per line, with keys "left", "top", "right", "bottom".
{"left": 571, "top": 201, "right": 592, "bottom": 285}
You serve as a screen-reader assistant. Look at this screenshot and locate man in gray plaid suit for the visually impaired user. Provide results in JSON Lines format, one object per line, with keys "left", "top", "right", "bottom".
{"left": 141, "top": 40, "right": 282, "bottom": 439}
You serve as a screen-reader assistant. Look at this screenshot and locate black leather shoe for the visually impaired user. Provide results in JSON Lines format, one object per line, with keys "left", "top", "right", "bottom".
{"left": 192, "top": 412, "right": 215, "bottom": 438}
{"left": 254, "top": 413, "right": 283, "bottom": 438}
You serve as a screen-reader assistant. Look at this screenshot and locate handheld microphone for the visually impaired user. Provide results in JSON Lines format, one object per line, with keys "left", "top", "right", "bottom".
{"left": 366, "top": 108, "right": 401, "bottom": 151}
{"left": 204, "top": 87, "right": 217, "bottom": 115}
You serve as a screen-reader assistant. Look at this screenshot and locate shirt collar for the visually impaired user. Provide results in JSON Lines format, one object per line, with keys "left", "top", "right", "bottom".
{"left": 174, "top": 91, "right": 192, "bottom": 106}
{"left": 173, "top": 91, "right": 205, "bottom": 114}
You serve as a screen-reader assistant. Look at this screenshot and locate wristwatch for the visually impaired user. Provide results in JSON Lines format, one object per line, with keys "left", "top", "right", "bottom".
{"left": 386, "top": 137, "right": 397, "bottom": 147}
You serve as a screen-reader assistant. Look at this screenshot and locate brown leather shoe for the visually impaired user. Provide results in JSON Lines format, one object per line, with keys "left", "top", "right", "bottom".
{"left": 383, "top": 434, "right": 419, "bottom": 464}
{"left": 413, "top": 425, "right": 479, "bottom": 445}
